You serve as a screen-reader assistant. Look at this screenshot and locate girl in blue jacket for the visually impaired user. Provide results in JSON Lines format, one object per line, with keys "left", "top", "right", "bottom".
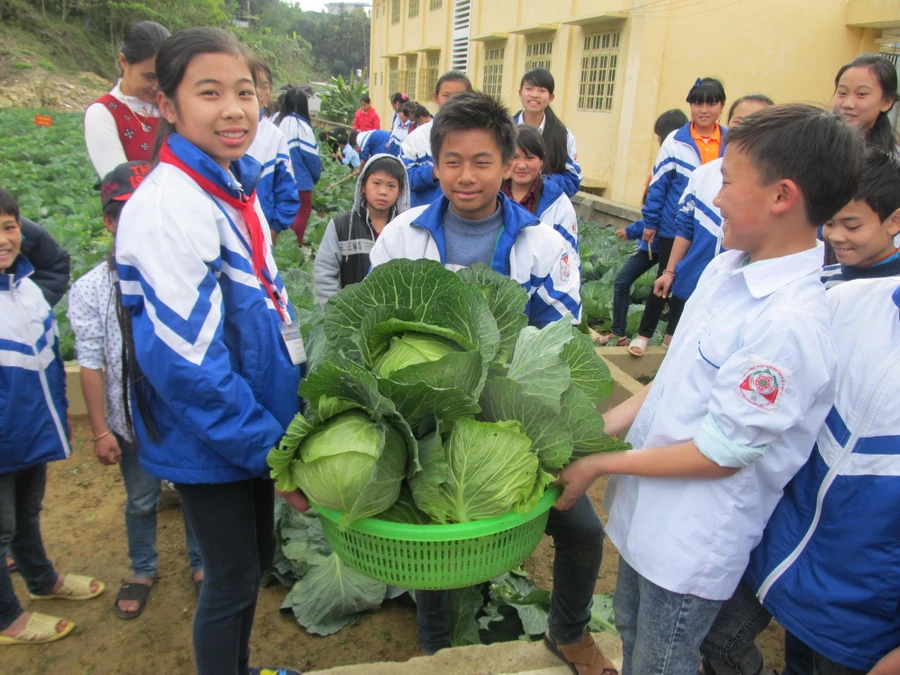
{"left": 277, "top": 87, "right": 322, "bottom": 246}
{"left": 115, "top": 28, "right": 304, "bottom": 675}
{"left": 628, "top": 77, "right": 726, "bottom": 356}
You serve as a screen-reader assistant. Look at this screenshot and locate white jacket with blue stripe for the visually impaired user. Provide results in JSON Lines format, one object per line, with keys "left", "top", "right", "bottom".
{"left": 535, "top": 176, "right": 578, "bottom": 251}
{"left": 1, "top": 256, "right": 70, "bottom": 473}
{"left": 246, "top": 115, "right": 300, "bottom": 232}
{"left": 643, "top": 122, "right": 726, "bottom": 239}
{"left": 115, "top": 134, "right": 302, "bottom": 484}
{"left": 513, "top": 111, "right": 582, "bottom": 197}
{"left": 400, "top": 120, "right": 442, "bottom": 208}
{"left": 369, "top": 193, "right": 581, "bottom": 327}
{"left": 671, "top": 158, "right": 724, "bottom": 300}
{"left": 279, "top": 113, "right": 322, "bottom": 191}
{"left": 744, "top": 276, "right": 900, "bottom": 672}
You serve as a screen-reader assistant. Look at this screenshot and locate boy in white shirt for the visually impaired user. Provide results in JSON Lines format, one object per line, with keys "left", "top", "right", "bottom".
{"left": 555, "top": 105, "right": 864, "bottom": 675}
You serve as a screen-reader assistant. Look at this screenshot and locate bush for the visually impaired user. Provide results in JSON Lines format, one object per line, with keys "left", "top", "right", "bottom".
{"left": 318, "top": 74, "right": 368, "bottom": 126}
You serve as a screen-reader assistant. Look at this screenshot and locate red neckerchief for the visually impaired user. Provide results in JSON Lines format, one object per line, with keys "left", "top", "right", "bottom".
{"left": 501, "top": 176, "right": 542, "bottom": 215}
{"left": 158, "top": 140, "right": 288, "bottom": 323}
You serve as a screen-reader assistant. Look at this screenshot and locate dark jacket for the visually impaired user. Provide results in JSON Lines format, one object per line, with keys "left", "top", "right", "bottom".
{"left": 20, "top": 217, "right": 70, "bottom": 307}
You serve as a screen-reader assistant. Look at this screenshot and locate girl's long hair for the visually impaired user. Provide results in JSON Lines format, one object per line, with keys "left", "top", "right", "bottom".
{"left": 835, "top": 54, "right": 899, "bottom": 153}
{"left": 275, "top": 87, "right": 311, "bottom": 126}
{"left": 519, "top": 68, "right": 568, "bottom": 177}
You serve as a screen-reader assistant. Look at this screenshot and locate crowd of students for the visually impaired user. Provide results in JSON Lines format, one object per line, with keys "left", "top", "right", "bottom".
{"left": 2, "top": 16, "right": 900, "bottom": 675}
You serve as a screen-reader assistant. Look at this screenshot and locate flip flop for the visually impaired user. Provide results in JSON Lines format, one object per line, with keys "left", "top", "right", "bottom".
{"left": 112, "top": 582, "right": 152, "bottom": 620}
{"left": 248, "top": 668, "right": 303, "bottom": 675}
{"left": 29, "top": 574, "right": 105, "bottom": 601}
{"left": 544, "top": 632, "right": 618, "bottom": 675}
{"left": 0, "top": 613, "right": 75, "bottom": 645}
{"left": 628, "top": 336, "right": 649, "bottom": 357}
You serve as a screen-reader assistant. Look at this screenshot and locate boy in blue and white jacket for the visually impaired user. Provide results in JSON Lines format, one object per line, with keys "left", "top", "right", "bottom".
{"left": 401, "top": 71, "right": 472, "bottom": 208}
{"left": 371, "top": 94, "right": 609, "bottom": 672}
{"left": 246, "top": 111, "right": 300, "bottom": 234}
{"left": 701, "top": 277, "right": 900, "bottom": 675}
{"left": 357, "top": 129, "right": 396, "bottom": 162}
{"left": 1, "top": 188, "right": 105, "bottom": 644}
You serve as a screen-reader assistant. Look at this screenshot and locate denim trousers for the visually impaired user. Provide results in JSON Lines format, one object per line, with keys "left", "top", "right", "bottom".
{"left": 0, "top": 464, "right": 59, "bottom": 631}
{"left": 175, "top": 479, "right": 276, "bottom": 675}
{"left": 700, "top": 581, "right": 866, "bottom": 675}
{"left": 614, "top": 557, "right": 724, "bottom": 675}
{"left": 416, "top": 493, "right": 605, "bottom": 653}
{"left": 611, "top": 251, "right": 659, "bottom": 337}
{"left": 116, "top": 433, "right": 202, "bottom": 578}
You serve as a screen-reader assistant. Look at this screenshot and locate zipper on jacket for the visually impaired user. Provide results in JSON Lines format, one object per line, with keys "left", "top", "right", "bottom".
{"left": 10, "top": 282, "right": 71, "bottom": 458}
{"left": 756, "top": 346, "right": 900, "bottom": 602}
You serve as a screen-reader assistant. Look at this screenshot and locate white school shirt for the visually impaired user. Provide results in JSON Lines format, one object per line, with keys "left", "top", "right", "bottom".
{"left": 605, "top": 244, "right": 836, "bottom": 601}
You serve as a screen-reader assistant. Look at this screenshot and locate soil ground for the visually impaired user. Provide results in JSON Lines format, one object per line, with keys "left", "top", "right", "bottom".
{"left": 6, "top": 418, "right": 786, "bottom": 674}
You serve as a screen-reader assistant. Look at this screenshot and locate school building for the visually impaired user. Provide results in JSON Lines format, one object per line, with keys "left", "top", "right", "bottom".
{"left": 368, "top": 0, "right": 900, "bottom": 206}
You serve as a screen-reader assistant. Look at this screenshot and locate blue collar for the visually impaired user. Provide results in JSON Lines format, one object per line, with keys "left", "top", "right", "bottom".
{"left": 410, "top": 192, "right": 541, "bottom": 276}
{"left": 535, "top": 175, "right": 564, "bottom": 213}
{"left": 166, "top": 133, "right": 264, "bottom": 198}
{"left": 0, "top": 255, "right": 34, "bottom": 291}
{"left": 673, "top": 122, "right": 727, "bottom": 160}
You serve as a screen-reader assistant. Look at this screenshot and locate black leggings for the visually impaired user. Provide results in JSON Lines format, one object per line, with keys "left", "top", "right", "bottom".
{"left": 175, "top": 479, "right": 275, "bottom": 675}
{"left": 638, "top": 236, "right": 675, "bottom": 339}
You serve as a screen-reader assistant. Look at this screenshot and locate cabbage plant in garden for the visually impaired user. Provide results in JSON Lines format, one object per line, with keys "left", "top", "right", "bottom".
{"left": 268, "top": 258, "right": 628, "bottom": 528}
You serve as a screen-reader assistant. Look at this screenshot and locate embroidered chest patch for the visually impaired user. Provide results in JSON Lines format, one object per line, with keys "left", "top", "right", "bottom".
{"left": 736, "top": 363, "right": 790, "bottom": 413}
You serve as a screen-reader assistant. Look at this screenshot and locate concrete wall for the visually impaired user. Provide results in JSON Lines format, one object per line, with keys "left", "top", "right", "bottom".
{"left": 370, "top": 0, "right": 890, "bottom": 207}
{"left": 571, "top": 192, "right": 641, "bottom": 230}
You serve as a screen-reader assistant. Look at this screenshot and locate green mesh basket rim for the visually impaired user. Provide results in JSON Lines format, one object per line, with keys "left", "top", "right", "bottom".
{"left": 313, "top": 485, "right": 561, "bottom": 542}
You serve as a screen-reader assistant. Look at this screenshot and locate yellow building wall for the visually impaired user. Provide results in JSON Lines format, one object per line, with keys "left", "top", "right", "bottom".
{"left": 372, "top": 0, "right": 887, "bottom": 205}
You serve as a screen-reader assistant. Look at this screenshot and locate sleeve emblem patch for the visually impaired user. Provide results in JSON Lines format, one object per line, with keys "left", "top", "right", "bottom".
{"left": 736, "top": 363, "right": 789, "bottom": 413}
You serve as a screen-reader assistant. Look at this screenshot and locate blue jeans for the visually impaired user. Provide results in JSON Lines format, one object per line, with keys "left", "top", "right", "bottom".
{"left": 176, "top": 479, "right": 276, "bottom": 675}
{"left": 612, "top": 251, "right": 658, "bottom": 336}
{"left": 117, "top": 433, "right": 202, "bottom": 577}
{"left": 416, "top": 493, "right": 605, "bottom": 653}
{"left": 700, "top": 581, "right": 865, "bottom": 675}
{"left": 614, "top": 557, "right": 723, "bottom": 675}
{"left": 0, "top": 464, "right": 59, "bottom": 631}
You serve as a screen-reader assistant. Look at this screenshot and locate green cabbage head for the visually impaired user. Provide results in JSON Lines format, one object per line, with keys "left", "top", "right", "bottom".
{"left": 372, "top": 332, "right": 461, "bottom": 378}
{"left": 290, "top": 410, "right": 406, "bottom": 521}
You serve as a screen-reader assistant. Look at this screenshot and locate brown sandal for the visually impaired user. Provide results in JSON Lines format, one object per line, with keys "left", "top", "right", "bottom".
{"left": 544, "top": 632, "right": 618, "bottom": 675}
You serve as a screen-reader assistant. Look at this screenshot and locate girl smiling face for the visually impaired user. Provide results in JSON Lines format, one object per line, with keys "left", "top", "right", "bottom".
{"left": 832, "top": 66, "right": 896, "bottom": 133}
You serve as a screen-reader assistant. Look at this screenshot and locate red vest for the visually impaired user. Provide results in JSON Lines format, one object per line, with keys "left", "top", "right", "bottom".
{"left": 94, "top": 93, "right": 161, "bottom": 162}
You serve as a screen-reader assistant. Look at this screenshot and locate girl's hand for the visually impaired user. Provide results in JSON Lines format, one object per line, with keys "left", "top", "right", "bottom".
{"left": 615, "top": 228, "right": 627, "bottom": 241}
{"left": 642, "top": 228, "right": 657, "bottom": 245}
{"left": 94, "top": 434, "right": 122, "bottom": 465}
{"left": 653, "top": 274, "right": 673, "bottom": 299}
{"left": 276, "top": 488, "right": 311, "bottom": 512}
{"left": 553, "top": 457, "right": 602, "bottom": 511}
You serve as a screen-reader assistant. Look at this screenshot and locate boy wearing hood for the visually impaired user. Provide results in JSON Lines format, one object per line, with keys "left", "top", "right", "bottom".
{"left": 313, "top": 154, "right": 410, "bottom": 305}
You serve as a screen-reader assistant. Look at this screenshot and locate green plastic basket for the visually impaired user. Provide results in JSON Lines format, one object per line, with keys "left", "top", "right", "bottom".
{"left": 314, "top": 486, "right": 561, "bottom": 590}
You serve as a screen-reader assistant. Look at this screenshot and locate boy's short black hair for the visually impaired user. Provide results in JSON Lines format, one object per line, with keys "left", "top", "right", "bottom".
{"left": 364, "top": 157, "right": 406, "bottom": 190}
{"left": 360, "top": 94, "right": 371, "bottom": 104}
{"left": 725, "top": 104, "right": 864, "bottom": 226}
{"left": 686, "top": 77, "right": 726, "bottom": 105}
{"left": 855, "top": 150, "right": 900, "bottom": 222}
{"left": 654, "top": 109, "right": 689, "bottom": 141}
{"left": 336, "top": 132, "right": 349, "bottom": 145}
{"left": 435, "top": 70, "right": 472, "bottom": 95}
{"left": 430, "top": 91, "right": 517, "bottom": 163}
{"left": 103, "top": 200, "right": 126, "bottom": 222}
{"left": 0, "top": 188, "right": 20, "bottom": 220}
{"left": 413, "top": 104, "right": 432, "bottom": 119}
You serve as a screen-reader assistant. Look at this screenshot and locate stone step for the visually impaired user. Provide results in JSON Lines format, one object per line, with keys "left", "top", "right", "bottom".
{"left": 307, "top": 632, "right": 622, "bottom": 675}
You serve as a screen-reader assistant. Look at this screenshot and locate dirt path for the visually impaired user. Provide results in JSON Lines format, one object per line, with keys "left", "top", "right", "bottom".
{"left": 6, "top": 418, "right": 785, "bottom": 674}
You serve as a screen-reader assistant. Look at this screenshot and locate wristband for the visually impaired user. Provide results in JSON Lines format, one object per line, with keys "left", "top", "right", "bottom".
{"left": 662, "top": 269, "right": 676, "bottom": 277}
{"left": 91, "top": 430, "right": 111, "bottom": 442}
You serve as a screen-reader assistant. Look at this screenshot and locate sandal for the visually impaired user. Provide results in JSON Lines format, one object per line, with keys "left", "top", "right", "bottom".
{"left": 112, "top": 582, "right": 152, "bottom": 620}
{"left": 0, "top": 613, "right": 75, "bottom": 645}
{"left": 29, "top": 574, "right": 105, "bottom": 601}
{"left": 628, "top": 336, "right": 649, "bottom": 357}
{"left": 248, "top": 668, "right": 302, "bottom": 675}
{"left": 544, "top": 632, "right": 618, "bottom": 675}
{"left": 594, "top": 334, "right": 627, "bottom": 347}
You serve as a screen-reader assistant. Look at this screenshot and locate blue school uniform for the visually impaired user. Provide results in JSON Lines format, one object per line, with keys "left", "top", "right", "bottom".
{"left": 357, "top": 129, "right": 394, "bottom": 161}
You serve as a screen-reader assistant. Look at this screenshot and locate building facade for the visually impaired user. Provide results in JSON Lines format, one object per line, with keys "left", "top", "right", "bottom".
{"left": 369, "top": 0, "right": 899, "bottom": 206}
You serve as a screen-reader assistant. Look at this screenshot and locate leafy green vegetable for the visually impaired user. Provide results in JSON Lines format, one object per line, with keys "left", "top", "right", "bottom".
{"left": 373, "top": 332, "right": 463, "bottom": 378}
{"left": 376, "top": 484, "right": 432, "bottom": 524}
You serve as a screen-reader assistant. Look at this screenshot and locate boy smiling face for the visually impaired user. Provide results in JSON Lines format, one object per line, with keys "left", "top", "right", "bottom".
{"left": 824, "top": 199, "right": 900, "bottom": 267}
{"left": 0, "top": 212, "right": 21, "bottom": 274}
{"left": 436, "top": 129, "right": 511, "bottom": 221}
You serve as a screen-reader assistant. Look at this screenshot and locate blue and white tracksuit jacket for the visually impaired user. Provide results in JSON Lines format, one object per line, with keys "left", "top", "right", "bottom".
{"left": 535, "top": 177, "right": 579, "bottom": 251}
{"left": 744, "top": 277, "right": 900, "bottom": 672}
{"left": 279, "top": 113, "right": 322, "bottom": 191}
{"left": 369, "top": 193, "right": 581, "bottom": 327}
{"left": 247, "top": 114, "right": 300, "bottom": 232}
{"left": 624, "top": 220, "right": 660, "bottom": 255}
{"left": 115, "top": 134, "right": 302, "bottom": 484}
{"left": 1, "top": 256, "right": 70, "bottom": 474}
{"left": 641, "top": 122, "right": 726, "bottom": 239}
{"left": 388, "top": 113, "right": 409, "bottom": 155}
{"left": 513, "top": 111, "right": 582, "bottom": 197}
{"left": 671, "top": 158, "right": 724, "bottom": 301}
{"left": 401, "top": 120, "right": 442, "bottom": 208}
{"left": 357, "top": 129, "right": 395, "bottom": 161}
